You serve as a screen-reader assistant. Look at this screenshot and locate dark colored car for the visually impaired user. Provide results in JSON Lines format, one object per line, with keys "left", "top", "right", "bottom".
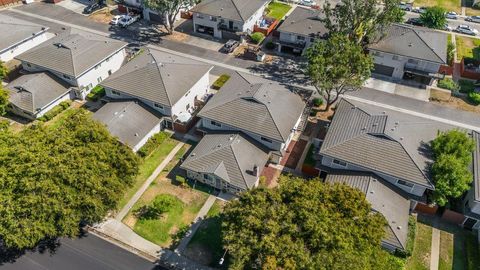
{"left": 405, "top": 17, "right": 424, "bottom": 26}
{"left": 83, "top": 3, "right": 104, "bottom": 14}
{"left": 220, "top": 39, "right": 240, "bottom": 54}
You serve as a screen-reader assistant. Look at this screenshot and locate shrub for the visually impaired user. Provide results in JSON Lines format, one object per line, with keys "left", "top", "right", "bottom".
{"left": 137, "top": 132, "right": 170, "bottom": 157}
{"left": 0, "top": 119, "right": 9, "bottom": 130}
{"left": 468, "top": 91, "right": 480, "bottom": 105}
{"left": 250, "top": 32, "right": 265, "bottom": 44}
{"left": 212, "top": 74, "right": 231, "bottom": 90}
{"left": 38, "top": 100, "right": 71, "bottom": 122}
{"left": 437, "top": 78, "right": 459, "bottom": 91}
{"left": 474, "top": 1, "right": 480, "bottom": 9}
{"left": 313, "top": 98, "right": 323, "bottom": 107}
{"left": 265, "top": 41, "right": 275, "bottom": 50}
{"left": 0, "top": 61, "right": 8, "bottom": 81}
{"left": 447, "top": 41, "right": 455, "bottom": 65}
{"left": 134, "top": 195, "right": 180, "bottom": 220}
{"left": 86, "top": 85, "right": 106, "bottom": 102}
{"left": 458, "top": 79, "right": 475, "bottom": 93}
{"left": 176, "top": 175, "right": 187, "bottom": 187}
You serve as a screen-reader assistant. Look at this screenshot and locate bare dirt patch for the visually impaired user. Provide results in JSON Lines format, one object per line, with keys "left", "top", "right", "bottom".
{"left": 430, "top": 89, "right": 480, "bottom": 113}
{"left": 88, "top": 8, "right": 115, "bottom": 24}
{"left": 164, "top": 31, "right": 190, "bottom": 43}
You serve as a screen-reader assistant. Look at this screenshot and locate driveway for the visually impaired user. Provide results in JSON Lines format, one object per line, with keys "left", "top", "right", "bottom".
{"left": 364, "top": 77, "right": 431, "bottom": 101}
{"left": 56, "top": 0, "right": 92, "bottom": 15}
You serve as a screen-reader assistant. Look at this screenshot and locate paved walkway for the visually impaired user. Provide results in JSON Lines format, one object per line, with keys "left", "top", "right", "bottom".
{"left": 116, "top": 142, "right": 185, "bottom": 221}
{"left": 175, "top": 195, "right": 217, "bottom": 254}
{"left": 430, "top": 227, "right": 441, "bottom": 270}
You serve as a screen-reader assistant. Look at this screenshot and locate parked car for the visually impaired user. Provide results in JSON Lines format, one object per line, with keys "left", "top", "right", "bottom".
{"left": 398, "top": 2, "right": 412, "bottom": 11}
{"left": 455, "top": 25, "right": 478, "bottom": 35}
{"left": 299, "top": 0, "right": 316, "bottom": 6}
{"left": 445, "top": 11, "right": 458, "bottom": 19}
{"left": 444, "top": 24, "right": 453, "bottom": 31}
{"left": 412, "top": 6, "right": 427, "bottom": 13}
{"left": 83, "top": 2, "right": 103, "bottom": 14}
{"left": 110, "top": 15, "right": 125, "bottom": 25}
{"left": 220, "top": 39, "right": 240, "bottom": 53}
{"left": 119, "top": 15, "right": 140, "bottom": 28}
{"left": 466, "top": 15, "right": 480, "bottom": 23}
{"left": 405, "top": 17, "right": 424, "bottom": 26}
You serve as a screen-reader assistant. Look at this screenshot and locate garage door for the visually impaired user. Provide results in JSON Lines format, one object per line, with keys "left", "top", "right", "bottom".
{"left": 149, "top": 12, "right": 163, "bottom": 23}
{"left": 373, "top": 64, "right": 394, "bottom": 77}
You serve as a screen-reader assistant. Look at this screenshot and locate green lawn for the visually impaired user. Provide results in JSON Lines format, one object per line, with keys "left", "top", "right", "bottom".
{"left": 266, "top": 2, "right": 291, "bottom": 20}
{"left": 439, "top": 231, "right": 454, "bottom": 270}
{"left": 455, "top": 36, "right": 480, "bottom": 61}
{"left": 117, "top": 134, "right": 179, "bottom": 210}
{"left": 413, "top": 0, "right": 461, "bottom": 13}
{"left": 405, "top": 222, "right": 433, "bottom": 270}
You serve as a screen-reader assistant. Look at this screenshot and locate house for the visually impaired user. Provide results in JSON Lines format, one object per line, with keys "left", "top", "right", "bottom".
{"left": 180, "top": 133, "right": 270, "bottom": 193}
{"left": 317, "top": 98, "right": 456, "bottom": 198}
{"left": 100, "top": 49, "right": 213, "bottom": 130}
{"left": 16, "top": 32, "right": 127, "bottom": 100}
{"left": 92, "top": 100, "right": 164, "bottom": 152}
{"left": 325, "top": 172, "right": 410, "bottom": 252}
{"left": 6, "top": 72, "right": 71, "bottom": 120}
{"left": 197, "top": 71, "right": 306, "bottom": 163}
{"left": 463, "top": 131, "right": 480, "bottom": 231}
{"left": 275, "top": 6, "right": 327, "bottom": 55}
{"left": 191, "top": 0, "right": 269, "bottom": 40}
{"left": 368, "top": 24, "right": 447, "bottom": 85}
{"left": 0, "top": 14, "right": 50, "bottom": 62}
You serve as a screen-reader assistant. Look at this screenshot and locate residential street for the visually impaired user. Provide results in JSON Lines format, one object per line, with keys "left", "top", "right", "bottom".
{"left": 0, "top": 233, "right": 163, "bottom": 270}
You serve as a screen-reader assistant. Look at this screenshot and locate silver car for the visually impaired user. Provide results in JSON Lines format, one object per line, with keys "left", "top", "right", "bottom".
{"left": 455, "top": 25, "right": 479, "bottom": 36}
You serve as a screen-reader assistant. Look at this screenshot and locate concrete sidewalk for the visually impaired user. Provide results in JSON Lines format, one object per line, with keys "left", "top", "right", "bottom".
{"left": 430, "top": 227, "right": 440, "bottom": 270}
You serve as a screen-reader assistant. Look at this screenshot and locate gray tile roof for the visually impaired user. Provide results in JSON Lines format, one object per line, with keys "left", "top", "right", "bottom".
{"left": 320, "top": 98, "right": 457, "bottom": 188}
{"left": 0, "top": 14, "right": 48, "bottom": 54}
{"left": 369, "top": 24, "right": 447, "bottom": 64}
{"left": 93, "top": 101, "right": 163, "bottom": 149}
{"left": 277, "top": 6, "right": 327, "bottom": 37}
{"left": 16, "top": 32, "right": 126, "bottom": 77}
{"left": 198, "top": 72, "right": 305, "bottom": 142}
{"left": 180, "top": 133, "right": 270, "bottom": 190}
{"left": 191, "top": 0, "right": 268, "bottom": 22}
{"left": 473, "top": 131, "right": 480, "bottom": 202}
{"left": 6, "top": 72, "right": 70, "bottom": 114}
{"left": 100, "top": 49, "right": 212, "bottom": 107}
{"left": 326, "top": 172, "right": 410, "bottom": 250}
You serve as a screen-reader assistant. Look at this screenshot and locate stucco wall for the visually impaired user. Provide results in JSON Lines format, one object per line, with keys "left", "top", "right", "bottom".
{"left": 1, "top": 31, "right": 49, "bottom": 62}
{"left": 171, "top": 70, "right": 210, "bottom": 119}
{"left": 132, "top": 122, "right": 162, "bottom": 152}
{"left": 104, "top": 87, "right": 172, "bottom": 116}
{"left": 185, "top": 169, "right": 248, "bottom": 193}
{"left": 370, "top": 50, "right": 441, "bottom": 79}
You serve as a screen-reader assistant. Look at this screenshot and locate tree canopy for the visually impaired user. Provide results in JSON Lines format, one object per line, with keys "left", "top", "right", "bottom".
{"left": 322, "top": 0, "right": 404, "bottom": 45}
{"left": 430, "top": 130, "right": 475, "bottom": 206}
{"left": 305, "top": 34, "right": 373, "bottom": 111}
{"left": 0, "top": 84, "right": 8, "bottom": 116}
{"left": 221, "top": 175, "right": 403, "bottom": 270}
{"left": 420, "top": 7, "right": 447, "bottom": 29}
{"left": 0, "top": 109, "right": 139, "bottom": 249}
{"left": 143, "top": 0, "right": 197, "bottom": 34}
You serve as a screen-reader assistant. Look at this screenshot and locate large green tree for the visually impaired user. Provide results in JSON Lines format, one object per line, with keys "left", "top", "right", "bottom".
{"left": 0, "top": 85, "right": 8, "bottom": 116}
{"left": 322, "top": 0, "right": 404, "bottom": 45}
{"left": 305, "top": 34, "right": 373, "bottom": 111}
{"left": 0, "top": 109, "right": 139, "bottom": 249}
{"left": 430, "top": 129, "right": 475, "bottom": 206}
{"left": 420, "top": 7, "right": 447, "bottom": 29}
{"left": 222, "top": 176, "right": 403, "bottom": 270}
{"left": 143, "top": 0, "right": 197, "bottom": 34}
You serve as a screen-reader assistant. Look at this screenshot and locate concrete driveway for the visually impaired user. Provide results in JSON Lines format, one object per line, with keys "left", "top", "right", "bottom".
{"left": 56, "top": 0, "right": 92, "bottom": 15}
{"left": 364, "top": 77, "right": 431, "bottom": 101}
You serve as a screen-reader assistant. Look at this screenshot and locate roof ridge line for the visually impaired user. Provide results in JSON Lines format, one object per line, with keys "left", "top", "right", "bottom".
{"left": 411, "top": 27, "right": 445, "bottom": 63}
{"left": 151, "top": 54, "right": 173, "bottom": 106}
{"left": 230, "top": 0, "right": 246, "bottom": 21}
{"left": 228, "top": 134, "right": 251, "bottom": 189}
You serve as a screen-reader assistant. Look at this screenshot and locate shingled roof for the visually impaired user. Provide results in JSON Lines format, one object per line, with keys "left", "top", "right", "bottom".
{"left": 6, "top": 72, "right": 70, "bottom": 115}
{"left": 180, "top": 133, "right": 270, "bottom": 190}
{"left": 100, "top": 49, "right": 212, "bottom": 107}
{"left": 0, "top": 14, "right": 48, "bottom": 54}
{"left": 198, "top": 72, "right": 305, "bottom": 142}
{"left": 326, "top": 172, "right": 410, "bottom": 251}
{"left": 277, "top": 6, "right": 327, "bottom": 37}
{"left": 191, "top": 0, "right": 268, "bottom": 22}
{"left": 369, "top": 24, "right": 447, "bottom": 64}
{"left": 16, "top": 32, "right": 126, "bottom": 77}
{"left": 320, "top": 98, "right": 457, "bottom": 189}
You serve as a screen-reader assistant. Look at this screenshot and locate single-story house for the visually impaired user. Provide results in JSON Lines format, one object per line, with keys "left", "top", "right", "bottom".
{"left": 325, "top": 172, "right": 411, "bottom": 252}
{"left": 275, "top": 6, "right": 327, "bottom": 55}
{"left": 180, "top": 133, "right": 270, "bottom": 193}
{"left": 317, "top": 98, "right": 456, "bottom": 198}
{"left": 0, "top": 14, "right": 50, "bottom": 62}
{"left": 368, "top": 24, "right": 447, "bottom": 85}
{"left": 16, "top": 31, "right": 127, "bottom": 100}
{"left": 463, "top": 131, "right": 480, "bottom": 231}
{"left": 198, "top": 71, "right": 306, "bottom": 163}
{"left": 100, "top": 48, "right": 213, "bottom": 130}
{"left": 6, "top": 72, "right": 71, "bottom": 120}
{"left": 191, "top": 0, "right": 269, "bottom": 40}
{"left": 92, "top": 100, "right": 164, "bottom": 152}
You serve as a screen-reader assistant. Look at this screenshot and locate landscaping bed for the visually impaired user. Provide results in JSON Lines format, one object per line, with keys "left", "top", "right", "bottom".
{"left": 86, "top": 85, "right": 105, "bottom": 102}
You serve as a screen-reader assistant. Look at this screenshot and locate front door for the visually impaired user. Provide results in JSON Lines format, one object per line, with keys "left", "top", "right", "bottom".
{"left": 228, "top": 21, "right": 233, "bottom": 29}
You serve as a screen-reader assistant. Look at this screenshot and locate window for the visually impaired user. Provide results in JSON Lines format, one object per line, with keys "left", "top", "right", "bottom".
{"left": 108, "top": 70, "right": 112, "bottom": 75}
{"left": 203, "top": 174, "right": 209, "bottom": 180}
{"left": 154, "top": 103, "right": 164, "bottom": 109}
{"left": 63, "top": 74, "right": 70, "bottom": 80}
{"left": 87, "top": 83, "right": 93, "bottom": 90}
{"left": 297, "top": 35, "right": 305, "bottom": 41}
{"left": 261, "top": 137, "right": 273, "bottom": 143}
{"left": 26, "top": 63, "right": 31, "bottom": 67}
{"left": 397, "top": 180, "right": 414, "bottom": 188}
{"left": 332, "top": 159, "right": 347, "bottom": 167}
{"left": 196, "top": 14, "right": 204, "bottom": 19}
{"left": 210, "top": 16, "right": 217, "bottom": 22}
{"left": 111, "top": 90, "right": 121, "bottom": 95}
{"left": 210, "top": 120, "right": 221, "bottom": 127}
{"left": 407, "top": 59, "right": 419, "bottom": 65}
{"left": 97, "top": 76, "right": 102, "bottom": 83}
{"left": 186, "top": 103, "right": 190, "bottom": 110}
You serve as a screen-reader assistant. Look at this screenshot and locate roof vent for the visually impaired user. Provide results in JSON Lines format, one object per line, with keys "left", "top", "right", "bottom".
{"left": 395, "top": 121, "right": 399, "bottom": 125}
{"left": 397, "top": 226, "right": 402, "bottom": 230}
{"left": 400, "top": 137, "right": 404, "bottom": 140}
{"left": 408, "top": 43, "right": 413, "bottom": 47}
{"left": 370, "top": 190, "right": 374, "bottom": 194}
{"left": 191, "top": 153, "right": 196, "bottom": 157}
{"left": 134, "top": 133, "right": 138, "bottom": 137}
{"left": 229, "top": 135, "right": 234, "bottom": 141}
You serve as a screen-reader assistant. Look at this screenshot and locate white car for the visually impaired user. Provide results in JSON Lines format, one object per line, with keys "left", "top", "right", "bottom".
{"left": 299, "top": 0, "right": 316, "bottom": 6}
{"left": 455, "top": 25, "right": 479, "bottom": 36}
{"left": 119, "top": 15, "right": 140, "bottom": 28}
{"left": 466, "top": 15, "right": 480, "bottom": 23}
{"left": 445, "top": 11, "right": 458, "bottom": 19}
{"left": 444, "top": 24, "right": 453, "bottom": 31}
{"left": 412, "top": 6, "right": 427, "bottom": 13}
{"left": 398, "top": 2, "right": 412, "bottom": 11}
{"left": 110, "top": 15, "right": 125, "bottom": 25}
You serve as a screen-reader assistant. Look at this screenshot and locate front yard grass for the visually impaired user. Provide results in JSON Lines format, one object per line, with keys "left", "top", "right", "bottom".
{"left": 455, "top": 36, "right": 480, "bottom": 61}
{"left": 266, "top": 2, "right": 291, "bottom": 20}
{"left": 405, "top": 221, "right": 433, "bottom": 270}
{"left": 117, "top": 133, "right": 180, "bottom": 210}
{"left": 413, "top": 0, "right": 461, "bottom": 13}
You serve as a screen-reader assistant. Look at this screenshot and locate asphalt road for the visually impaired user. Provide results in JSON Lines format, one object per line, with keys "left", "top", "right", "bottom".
{"left": 0, "top": 233, "right": 164, "bottom": 270}
{"left": 404, "top": 11, "right": 480, "bottom": 36}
